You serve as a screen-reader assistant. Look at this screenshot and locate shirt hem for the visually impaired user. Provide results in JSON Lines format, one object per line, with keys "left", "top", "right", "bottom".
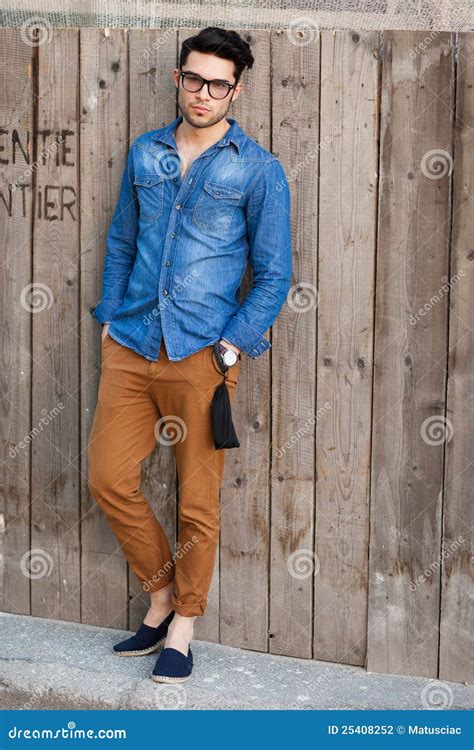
{"left": 107, "top": 331, "right": 158, "bottom": 362}
{"left": 107, "top": 330, "right": 222, "bottom": 363}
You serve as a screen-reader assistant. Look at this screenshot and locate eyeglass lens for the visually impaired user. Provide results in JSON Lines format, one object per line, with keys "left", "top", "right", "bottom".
{"left": 181, "top": 72, "right": 231, "bottom": 100}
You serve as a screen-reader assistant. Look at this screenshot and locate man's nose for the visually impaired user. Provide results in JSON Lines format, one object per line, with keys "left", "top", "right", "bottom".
{"left": 197, "top": 84, "right": 212, "bottom": 100}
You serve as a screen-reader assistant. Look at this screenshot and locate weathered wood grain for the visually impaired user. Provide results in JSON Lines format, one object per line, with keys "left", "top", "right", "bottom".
{"left": 80, "top": 28, "right": 129, "bottom": 629}
{"left": 0, "top": 29, "right": 35, "bottom": 616}
{"left": 32, "top": 29, "right": 81, "bottom": 621}
{"left": 439, "top": 32, "right": 474, "bottom": 685}
{"left": 268, "top": 28, "right": 319, "bottom": 659}
{"left": 367, "top": 31, "right": 454, "bottom": 678}
{"left": 314, "top": 30, "right": 379, "bottom": 666}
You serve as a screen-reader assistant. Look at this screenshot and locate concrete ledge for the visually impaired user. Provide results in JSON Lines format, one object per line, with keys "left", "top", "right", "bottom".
{"left": 0, "top": 613, "right": 472, "bottom": 710}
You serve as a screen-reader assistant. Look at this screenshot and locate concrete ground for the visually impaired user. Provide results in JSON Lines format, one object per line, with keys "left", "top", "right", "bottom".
{"left": 0, "top": 612, "right": 472, "bottom": 710}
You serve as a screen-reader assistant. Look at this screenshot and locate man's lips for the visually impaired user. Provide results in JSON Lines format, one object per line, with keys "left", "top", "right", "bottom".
{"left": 191, "top": 105, "right": 209, "bottom": 112}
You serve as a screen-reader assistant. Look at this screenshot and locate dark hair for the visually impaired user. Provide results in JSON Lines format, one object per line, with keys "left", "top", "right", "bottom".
{"left": 179, "top": 27, "right": 254, "bottom": 84}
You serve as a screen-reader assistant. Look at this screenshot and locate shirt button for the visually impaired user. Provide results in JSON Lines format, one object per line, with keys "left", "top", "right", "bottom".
{"left": 171, "top": 232, "right": 176, "bottom": 238}
{"left": 165, "top": 260, "right": 171, "bottom": 266}
{"left": 175, "top": 204, "right": 182, "bottom": 210}
{"left": 163, "top": 289, "right": 168, "bottom": 296}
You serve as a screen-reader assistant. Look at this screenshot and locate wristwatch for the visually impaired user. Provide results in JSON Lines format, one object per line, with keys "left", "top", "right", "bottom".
{"left": 213, "top": 341, "right": 238, "bottom": 372}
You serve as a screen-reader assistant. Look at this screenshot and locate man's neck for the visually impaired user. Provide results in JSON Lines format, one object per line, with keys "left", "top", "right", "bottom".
{"left": 175, "top": 116, "right": 231, "bottom": 154}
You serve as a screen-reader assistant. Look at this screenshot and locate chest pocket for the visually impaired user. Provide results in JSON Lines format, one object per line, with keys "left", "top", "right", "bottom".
{"left": 134, "top": 174, "right": 165, "bottom": 222}
{"left": 192, "top": 181, "right": 243, "bottom": 233}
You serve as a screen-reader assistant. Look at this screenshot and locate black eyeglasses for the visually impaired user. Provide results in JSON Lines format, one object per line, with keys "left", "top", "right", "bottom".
{"left": 179, "top": 70, "right": 237, "bottom": 100}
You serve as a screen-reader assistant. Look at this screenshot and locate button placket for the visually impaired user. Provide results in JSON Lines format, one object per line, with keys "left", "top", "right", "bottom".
{"left": 157, "top": 150, "right": 217, "bottom": 348}
{"left": 159, "top": 155, "right": 205, "bottom": 293}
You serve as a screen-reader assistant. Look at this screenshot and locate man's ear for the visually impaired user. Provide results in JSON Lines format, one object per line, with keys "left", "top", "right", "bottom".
{"left": 230, "top": 82, "right": 243, "bottom": 104}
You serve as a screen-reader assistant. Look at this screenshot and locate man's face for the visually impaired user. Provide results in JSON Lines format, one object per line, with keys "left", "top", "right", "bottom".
{"left": 173, "top": 50, "right": 242, "bottom": 129}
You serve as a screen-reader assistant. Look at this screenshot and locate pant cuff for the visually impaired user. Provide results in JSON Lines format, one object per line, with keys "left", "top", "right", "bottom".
{"left": 171, "top": 597, "right": 206, "bottom": 617}
{"left": 140, "top": 568, "right": 175, "bottom": 594}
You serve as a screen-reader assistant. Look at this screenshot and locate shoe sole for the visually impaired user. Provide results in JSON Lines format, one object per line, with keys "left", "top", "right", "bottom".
{"left": 113, "top": 635, "right": 166, "bottom": 657}
{"left": 151, "top": 673, "right": 191, "bottom": 683}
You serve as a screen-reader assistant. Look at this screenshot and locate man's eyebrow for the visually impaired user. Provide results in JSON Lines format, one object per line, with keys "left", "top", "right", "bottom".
{"left": 182, "top": 68, "right": 233, "bottom": 84}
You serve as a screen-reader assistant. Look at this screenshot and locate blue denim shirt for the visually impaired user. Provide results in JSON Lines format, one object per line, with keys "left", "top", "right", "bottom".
{"left": 90, "top": 115, "right": 292, "bottom": 362}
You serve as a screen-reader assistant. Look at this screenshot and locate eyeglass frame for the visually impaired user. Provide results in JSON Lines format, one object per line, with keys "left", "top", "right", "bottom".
{"left": 178, "top": 69, "right": 238, "bottom": 100}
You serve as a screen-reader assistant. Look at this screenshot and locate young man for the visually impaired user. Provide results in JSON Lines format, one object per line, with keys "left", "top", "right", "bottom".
{"left": 87, "top": 27, "right": 292, "bottom": 683}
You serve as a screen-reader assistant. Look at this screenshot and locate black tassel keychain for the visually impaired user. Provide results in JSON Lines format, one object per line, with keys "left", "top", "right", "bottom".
{"left": 210, "top": 343, "right": 240, "bottom": 449}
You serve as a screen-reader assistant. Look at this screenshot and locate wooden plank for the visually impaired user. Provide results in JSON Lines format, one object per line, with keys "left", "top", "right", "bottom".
{"left": 268, "top": 29, "right": 319, "bottom": 658}
{"left": 439, "top": 32, "right": 474, "bottom": 684}
{"left": 31, "top": 29, "right": 81, "bottom": 620}
{"left": 313, "top": 31, "right": 380, "bottom": 666}
{"left": 0, "top": 29, "right": 34, "bottom": 615}
{"left": 80, "top": 28, "right": 129, "bottom": 628}
{"left": 219, "top": 30, "right": 272, "bottom": 652}
{"left": 367, "top": 32, "right": 454, "bottom": 678}
{"left": 129, "top": 29, "right": 179, "bottom": 142}
{"left": 128, "top": 29, "right": 179, "bottom": 632}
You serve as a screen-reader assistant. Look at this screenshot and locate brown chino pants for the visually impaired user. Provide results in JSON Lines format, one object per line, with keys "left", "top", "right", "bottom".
{"left": 86, "top": 333, "right": 240, "bottom": 617}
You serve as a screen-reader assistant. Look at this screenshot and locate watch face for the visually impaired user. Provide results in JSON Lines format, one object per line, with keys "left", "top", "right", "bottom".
{"left": 223, "top": 349, "right": 238, "bottom": 366}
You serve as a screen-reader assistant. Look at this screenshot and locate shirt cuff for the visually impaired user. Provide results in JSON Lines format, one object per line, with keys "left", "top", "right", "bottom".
{"left": 89, "top": 303, "right": 116, "bottom": 325}
{"left": 220, "top": 318, "right": 271, "bottom": 359}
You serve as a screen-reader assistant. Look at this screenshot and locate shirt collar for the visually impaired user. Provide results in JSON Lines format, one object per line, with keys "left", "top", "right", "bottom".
{"left": 151, "top": 115, "right": 244, "bottom": 154}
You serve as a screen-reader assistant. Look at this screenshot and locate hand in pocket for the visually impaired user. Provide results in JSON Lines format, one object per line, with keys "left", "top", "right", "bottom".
{"left": 101, "top": 323, "right": 110, "bottom": 342}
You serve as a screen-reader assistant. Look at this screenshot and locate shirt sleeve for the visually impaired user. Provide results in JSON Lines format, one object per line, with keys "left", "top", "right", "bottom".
{"left": 89, "top": 144, "right": 139, "bottom": 324}
{"left": 220, "top": 158, "right": 293, "bottom": 358}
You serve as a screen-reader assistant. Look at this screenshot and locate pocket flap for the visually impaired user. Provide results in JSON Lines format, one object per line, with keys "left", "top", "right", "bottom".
{"left": 134, "top": 174, "right": 165, "bottom": 187}
{"left": 202, "top": 181, "right": 242, "bottom": 200}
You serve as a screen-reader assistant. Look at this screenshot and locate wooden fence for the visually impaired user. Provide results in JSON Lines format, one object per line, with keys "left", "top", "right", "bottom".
{"left": 1, "top": 27, "right": 472, "bottom": 684}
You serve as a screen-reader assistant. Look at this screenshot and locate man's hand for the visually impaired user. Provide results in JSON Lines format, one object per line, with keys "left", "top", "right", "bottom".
{"left": 220, "top": 338, "right": 240, "bottom": 356}
{"left": 102, "top": 323, "right": 111, "bottom": 341}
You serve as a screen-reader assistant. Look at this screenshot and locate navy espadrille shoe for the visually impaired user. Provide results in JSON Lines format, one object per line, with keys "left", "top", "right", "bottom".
{"left": 113, "top": 611, "right": 175, "bottom": 656}
{"left": 151, "top": 646, "right": 193, "bottom": 683}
